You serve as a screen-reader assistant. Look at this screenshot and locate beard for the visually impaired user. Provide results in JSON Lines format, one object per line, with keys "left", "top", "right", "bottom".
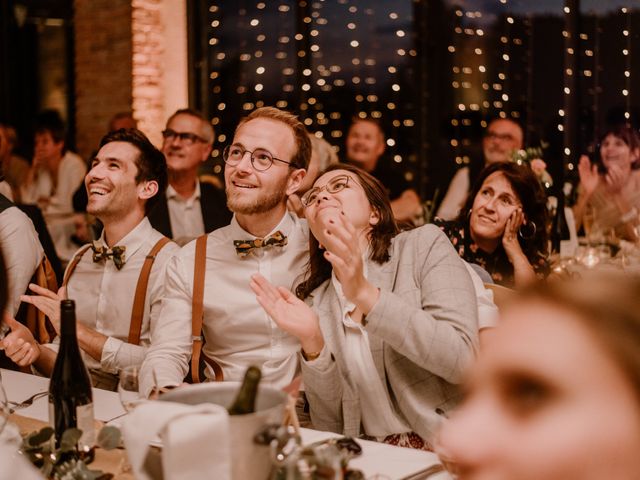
{"left": 226, "top": 175, "right": 289, "bottom": 215}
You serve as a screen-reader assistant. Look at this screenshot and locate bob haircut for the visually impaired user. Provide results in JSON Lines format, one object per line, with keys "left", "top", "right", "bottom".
{"left": 596, "top": 124, "right": 640, "bottom": 170}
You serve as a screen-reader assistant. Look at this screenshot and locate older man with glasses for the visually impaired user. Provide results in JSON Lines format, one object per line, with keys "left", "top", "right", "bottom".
{"left": 140, "top": 106, "right": 311, "bottom": 396}
{"left": 147, "top": 108, "right": 231, "bottom": 244}
{"left": 437, "top": 117, "right": 525, "bottom": 221}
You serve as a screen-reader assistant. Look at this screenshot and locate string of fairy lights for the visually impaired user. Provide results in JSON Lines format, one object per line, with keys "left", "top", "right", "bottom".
{"left": 622, "top": 7, "right": 632, "bottom": 122}
{"left": 206, "top": 2, "right": 637, "bottom": 182}
{"left": 206, "top": 1, "right": 417, "bottom": 168}
{"left": 448, "top": 1, "right": 524, "bottom": 166}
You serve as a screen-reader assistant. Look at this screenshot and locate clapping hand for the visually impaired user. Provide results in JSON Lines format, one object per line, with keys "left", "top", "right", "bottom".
{"left": 250, "top": 274, "right": 324, "bottom": 354}
{"left": 20, "top": 284, "right": 67, "bottom": 334}
{"left": 578, "top": 155, "right": 600, "bottom": 197}
{"left": 316, "top": 209, "right": 374, "bottom": 304}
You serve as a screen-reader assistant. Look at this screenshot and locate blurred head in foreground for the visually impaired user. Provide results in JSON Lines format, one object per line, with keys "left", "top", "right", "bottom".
{"left": 438, "top": 273, "right": 640, "bottom": 480}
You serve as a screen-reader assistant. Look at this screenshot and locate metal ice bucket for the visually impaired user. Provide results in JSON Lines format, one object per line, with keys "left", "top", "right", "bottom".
{"left": 160, "top": 382, "right": 287, "bottom": 480}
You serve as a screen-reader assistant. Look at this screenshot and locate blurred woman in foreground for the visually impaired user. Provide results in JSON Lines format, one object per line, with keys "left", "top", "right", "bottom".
{"left": 438, "top": 273, "right": 640, "bottom": 479}
{"left": 252, "top": 163, "right": 478, "bottom": 449}
{"left": 435, "top": 161, "right": 548, "bottom": 287}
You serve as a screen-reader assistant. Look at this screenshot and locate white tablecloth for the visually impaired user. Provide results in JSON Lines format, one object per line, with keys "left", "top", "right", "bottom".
{"left": 1, "top": 368, "right": 450, "bottom": 479}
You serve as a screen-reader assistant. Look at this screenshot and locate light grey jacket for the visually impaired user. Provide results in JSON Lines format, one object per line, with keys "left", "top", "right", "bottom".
{"left": 301, "top": 224, "right": 478, "bottom": 442}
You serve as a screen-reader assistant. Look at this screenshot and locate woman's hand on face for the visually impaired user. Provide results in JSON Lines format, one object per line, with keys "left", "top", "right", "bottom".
{"left": 578, "top": 155, "right": 600, "bottom": 197}
{"left": 502, "top": 208, "right": 527, "bottom": 263}
{"left": 250, "top": 273, "right": 324, "bottom": 353}
{"left": 319, "top": 210, "right": 367, "bottom": 296}
{"left": 604, "top": 163, "right": 626, "bottom": 194}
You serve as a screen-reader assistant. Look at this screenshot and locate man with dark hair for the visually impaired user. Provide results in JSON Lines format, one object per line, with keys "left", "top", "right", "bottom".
{"left": 345, "top": 118, "right": 421, "bottom": 222}
{"left": 8, "top": 128, "right": 179, "bottom": 389}
{"left": 140, "top": 106, "right": 310, "bottom": 395}
{"left": 21, "top": 110, "right": 86, "bottom": 260}
{"left": 437, "top": 117, "right": 524, "bottom": 220}
{"left": 148, "top": 108, "right": 231, "bottom": 244}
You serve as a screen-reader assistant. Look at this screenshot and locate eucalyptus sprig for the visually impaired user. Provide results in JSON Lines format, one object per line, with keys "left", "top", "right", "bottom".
{"left": 20, "top": 425, "right": 121, "bottom": 480}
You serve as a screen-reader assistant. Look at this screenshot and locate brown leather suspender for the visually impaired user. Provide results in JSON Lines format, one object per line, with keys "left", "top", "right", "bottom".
{"left": 63, "top": 244, "right": 92, "bottom": 287}
{"left": 190, "top": 234, "right": 224, "bottom": 383}
{"left": 128, "top": 237, "right": 171, "bottom": 344}
{"left": 63, "top": 237, "right": 171, "bottom": 345}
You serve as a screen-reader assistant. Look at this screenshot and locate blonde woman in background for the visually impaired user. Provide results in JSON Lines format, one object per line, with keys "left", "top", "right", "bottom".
{"left": 288, "top": 133, "right": 338, "bottom": 217}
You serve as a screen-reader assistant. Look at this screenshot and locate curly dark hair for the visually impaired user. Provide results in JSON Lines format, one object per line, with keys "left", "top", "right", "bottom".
{"left": 295, "top": 163, "right": 399, "bottom": 299}
{"left": 458, "top": 161, "right": 549, "bottom": 262}
{"left": 99, "top": 128, "right": 168, "bottom": 215}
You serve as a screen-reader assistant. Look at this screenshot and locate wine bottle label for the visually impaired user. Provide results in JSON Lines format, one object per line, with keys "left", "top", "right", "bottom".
{"left": 77, "top": 403, "right": 95, "bottom": 450}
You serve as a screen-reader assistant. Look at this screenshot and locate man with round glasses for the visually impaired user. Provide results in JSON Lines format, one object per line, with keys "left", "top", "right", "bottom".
{"left": 140, "top": 106, "right": 311, "bottom": 396}
{"left": 148, "top": 108, "right": 231, "bottom": 244}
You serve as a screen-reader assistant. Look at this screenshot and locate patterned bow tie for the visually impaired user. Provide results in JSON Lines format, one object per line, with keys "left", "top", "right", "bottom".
{"left": 91, "top": 243, "right": 127, "bottom": 270}
{"left": 234, "top": 230, "right": 288, "bottom": 257}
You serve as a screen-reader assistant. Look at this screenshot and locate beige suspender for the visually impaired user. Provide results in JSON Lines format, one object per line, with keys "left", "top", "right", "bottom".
{"left": 63, "top": 237, "right": 171, "bottom": 345}
{"left": 190, "top": 234, "right": 224, "bottom": 383}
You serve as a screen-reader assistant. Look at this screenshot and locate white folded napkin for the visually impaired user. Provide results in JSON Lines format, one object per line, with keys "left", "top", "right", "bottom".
{"left": 122, "top": 401, "right": 231, "bottom": 480}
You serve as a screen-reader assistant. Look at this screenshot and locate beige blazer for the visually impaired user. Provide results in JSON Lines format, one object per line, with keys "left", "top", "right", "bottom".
{"left": 301, "top": 225, "right": 479, "bottom": 442}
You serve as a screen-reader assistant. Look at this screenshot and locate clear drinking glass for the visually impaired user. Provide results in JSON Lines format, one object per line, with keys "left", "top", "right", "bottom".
{"left": 118, "top": 366, "right": 143, "bottom": 412}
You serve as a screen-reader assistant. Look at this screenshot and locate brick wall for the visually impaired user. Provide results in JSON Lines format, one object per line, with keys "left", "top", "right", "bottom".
{"left": 74, "top": 0, "right": 133, "bottom": 158}
{"left": 74, "top": 0, "right": 186, "bottom": 157}
{"left": 132, "top": 0, "right": 165, "bottom": 147}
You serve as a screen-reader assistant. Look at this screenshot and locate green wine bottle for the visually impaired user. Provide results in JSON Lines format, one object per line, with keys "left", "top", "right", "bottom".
{"left": 228, "top": 365, "right": 262, "bottom": 415}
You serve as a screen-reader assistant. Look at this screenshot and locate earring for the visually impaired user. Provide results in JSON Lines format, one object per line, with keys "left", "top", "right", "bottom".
{"left": 467, "top": 209, "right": 472, "bottom": 220}
{"left": 518, "top": 221, "right": 537, "bottom": 239}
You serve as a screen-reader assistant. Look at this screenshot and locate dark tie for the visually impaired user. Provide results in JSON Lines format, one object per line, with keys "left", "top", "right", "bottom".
{"left": 234, "top": 230, "right": 288, "bottom": 257}
{"left": 91, "top": 243, "right": 127, "bottom": 270}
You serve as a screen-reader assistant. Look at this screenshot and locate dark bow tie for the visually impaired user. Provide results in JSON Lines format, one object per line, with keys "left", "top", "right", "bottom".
{"left": 91, "top": 243, "right": 127, "bottom": 270}
{"left": 234, "top": 230, "right": 288, "bottom": 257}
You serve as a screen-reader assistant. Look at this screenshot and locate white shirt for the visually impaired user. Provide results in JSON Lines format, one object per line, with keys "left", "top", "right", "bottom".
{"left": 140, "top": 211, "right": 308, "bottom": 396}
{"left": 436, "top": 167, "right": 470, "bottom": 221}
{"left": 0, "top": 206, "right": 44, "bottom": 316}
{"left": 464, "top": 262, "right": 499, "bottom": 330}
{"left": 166, "top": 182, "right": 205, "bottom": 244}
{"left": 21, "top": 151, "right": 86, "bottom": 262}
{"left": 331, "top": 271, "right": 410, "bottom": 437}
{"left": 21, "top": 151, "right": 86, "bottom": 216}
{"left": 44, "top": 218, "right": 179, "bottom": 373}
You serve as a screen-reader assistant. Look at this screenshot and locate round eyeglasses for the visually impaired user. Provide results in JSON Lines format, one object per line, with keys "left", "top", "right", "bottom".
{"left": 301, "top": 175, "right": 351, "bottom": 207}
{"left": 223, "top": 145, "right": 299, "bottom": 171}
